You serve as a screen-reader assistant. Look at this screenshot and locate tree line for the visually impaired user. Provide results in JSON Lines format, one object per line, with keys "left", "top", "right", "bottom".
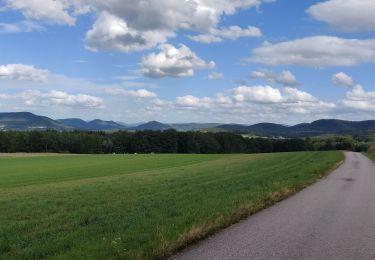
{"left": 0, "top": 130, "right": 369, "bottom": 154}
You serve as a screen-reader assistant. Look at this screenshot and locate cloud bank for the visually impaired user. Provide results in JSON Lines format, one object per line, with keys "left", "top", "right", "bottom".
{"left": 250, "top": 36, "right": 375, "bottom": 67}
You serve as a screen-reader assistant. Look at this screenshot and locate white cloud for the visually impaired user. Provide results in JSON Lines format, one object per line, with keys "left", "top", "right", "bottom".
{"left": 307, "top": 0, "right": 375, "bottom": 32}
{"left": 198, "top": 0, "right": 268, "bottom": 15}
{"left": 282, "top": 87, "right": 317, "bottom": 103}
{"left": 250, "top": 69, "right": 298, "bottom": 86}
{"left": 332, "top": 72, "right": 355, "bottom": 88}
{"left": 140, "top": 44, "right": 215, "bottom": 79}
{"left": 85, "top": 11, "right": 173, "bottom": 53}
{"left": 3, "top": 90, "right": 104, "bottom": 108}
{"left": 208, "top": 72, "right": 224, "bottom": 80}
{"left": 343, "top": 85, "right": 375, "bottom": 111}
{"left": 166, "top": 85, "right": 336, "bottom": 122}
{"left": 332, "top": 73, "right": 375, "bottom": 112}
{"left": 250, "top": 36, "right": 375, "bottom": 67}
{"left": 89, "top": 0, "right": 269, "bottom": 33}
{"left": 105, "top": 88, "right": 157, "bottom": 99}
{"left": 233, "top": 85, "right": 283, "bottom": 103}
{"left": 175, "top": 95, "right": 212, "bottom": 109}
{"left": 250, "top": 70, "right": 273, "bottom": 79}
{"left": 5, "top": 0, "right": 273, "bottom": 52}
{"left": 0, "top": 64, "right": 49, "bottom": 82}
{"left": 4, "top": 0, "right": 80, "bottom": 26}
{"left": 189, "top": 25, "right": 261, "bottom": 43}
{"left": 0, "top": 20, "right": 44, "bottom": 33}
{"left": 276, "top": 71, "right": 298, "bottom": 86}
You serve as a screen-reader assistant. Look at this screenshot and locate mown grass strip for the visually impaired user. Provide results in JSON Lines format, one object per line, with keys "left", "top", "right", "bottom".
{"left": 0, "top": 151, "right": 343, "bottom": 259}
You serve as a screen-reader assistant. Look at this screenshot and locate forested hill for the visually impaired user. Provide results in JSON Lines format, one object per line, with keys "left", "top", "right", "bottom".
{"left": 216, "top": 119, "right": 375, "bottom": 136}
{"left": 0, "top": 112, "right": 70, "bottom": 131}
{"left": 0, "top": 112, "right": 374, "bottom": 137}
{"left": 57, "top": 119, "right": 125, "bottom": 131}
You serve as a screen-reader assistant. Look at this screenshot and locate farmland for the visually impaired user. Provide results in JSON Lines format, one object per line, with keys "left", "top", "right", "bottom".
{"left": 0, "top": 152, "right": 343, "bottom": 259}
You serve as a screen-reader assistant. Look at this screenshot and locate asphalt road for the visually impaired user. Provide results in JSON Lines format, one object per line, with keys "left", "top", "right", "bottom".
{"left": 173, "top": 152, "right": 375, "bottom": 260}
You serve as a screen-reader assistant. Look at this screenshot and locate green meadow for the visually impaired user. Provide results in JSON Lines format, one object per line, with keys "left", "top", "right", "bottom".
{"left": 0, "top": 152, "right": 343, "bottom": 259}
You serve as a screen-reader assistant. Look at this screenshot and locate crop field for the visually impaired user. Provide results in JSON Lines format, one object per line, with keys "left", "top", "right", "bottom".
{"left": 0, "top": 152, "right": 343, "bottom": 259}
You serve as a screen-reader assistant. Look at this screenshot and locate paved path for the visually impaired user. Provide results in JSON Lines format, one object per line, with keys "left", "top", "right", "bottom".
{"left": 173, "top": 152, "right": 375, "bottom": 260}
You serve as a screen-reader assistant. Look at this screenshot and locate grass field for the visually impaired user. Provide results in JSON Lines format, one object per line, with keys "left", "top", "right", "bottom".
{"left": 367, "top": 144, "right": 375, "bottom": 162}
{"left": 0, "top": 152, "right": 343, "bottom": 259}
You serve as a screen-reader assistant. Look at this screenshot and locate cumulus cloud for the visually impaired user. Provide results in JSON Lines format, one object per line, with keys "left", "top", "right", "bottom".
{"left": 307, "top": 0, "right": 375, "bottom": 32}
{"left": 105, "top": 88, "right": 157, "bottom": 99}
{"left": 250, "top": 69, "right": 298, "bottom": 86}
{"left": 343, "top": 85, "right": 375, "bottom": 111}
{"left": 332, "top": 72, "right": 355, "bottom": 88}
{"left": 85, "top": 11, "right": 173, "bottom": 52}
{"left": 89, "top": 0, "right": 270, "bottom": 32}
{"left": 232, "top": 85, "right": 321, "bottom": 104}
{"left": 331, "top": 73, "right": 375, "bottom": 111}
{"left": 332, "top": 72, "right": 375, "bottom": 112}
{"left": 282, "top": 87, "right": 317, "bottom": 103}
{"left": 5, "top": 0, "right": 273, "bottom": 52}
{"left": 276, "top": 71, "right": 299, "bottom": 86}
{"left": 189, "top": 25, "right": 261, "bottom": 43}
{"left": 233, "top": 85, "right": 283, "bottom": 103}
{"left": 3, "top": 90, "right": 104, "bottom": 108}
{"left": 3, "top": 0, "right": 82, "bottom": 26}
{"left": 140, "top": 44, "right": 215, "bottom": 79}
{"left": 208, "top": 72, "right": 224, "bottom": 80}
{"left": 169, "top": 85, "right": 336, "bottom": 118}
{"left": 250, "top": 36, "right": 375, "bottom": 67}
{"left": 0, "top": 64, "right": 49, "bottom": 82}
{"left": 110, "top": 75, "right": 375, "bottom": 123}
{"left": 250, "top": 70, "right": 272, "bottom": 79}
{"left": 176, "top": 95, "right": 212, "bottom": 109}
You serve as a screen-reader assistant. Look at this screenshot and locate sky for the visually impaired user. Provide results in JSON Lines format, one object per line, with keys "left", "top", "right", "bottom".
{"left": 0, "top": 0, "right": 374, "bottom": 124}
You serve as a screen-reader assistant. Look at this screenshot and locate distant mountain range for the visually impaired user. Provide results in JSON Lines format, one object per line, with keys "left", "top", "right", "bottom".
{"left": 57, "top": 118, "right": 125, "bottom": 131}
{"left": 0, "top": 112, "right": 374, "bottom": 137}
{"left": 128, "top": 121, "right": 172, "bottom": 131}
{"left": 216, "top": 120, "right": 375, "bottom": 137}
{"left": 0, "top": 112, "right": 71, "bottom": 131}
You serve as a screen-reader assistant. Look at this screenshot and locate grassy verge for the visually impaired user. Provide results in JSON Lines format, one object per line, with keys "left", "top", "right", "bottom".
{"left": 365, "top": 153, "right": 375, "bottom": 162}
{"left": 365, "top": 144, "right": 375, "bottom": 162}
{"left": 0, "top": 152, "right": 343, "bottom": 259}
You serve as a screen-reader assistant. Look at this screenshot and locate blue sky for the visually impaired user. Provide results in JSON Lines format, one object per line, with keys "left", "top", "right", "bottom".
{"left": 0, "top": 0, "right": 374, "bottom": 124}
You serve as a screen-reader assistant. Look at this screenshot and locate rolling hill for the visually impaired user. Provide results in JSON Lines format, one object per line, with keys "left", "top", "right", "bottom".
{"left": 58, "top": 119, "right": 125, "bottom": 131}
{"left": 214, "top": 124, "right": 249, "bottom": 133}
{"left": 128, "top": 121, "right": 172, "bottom": 131}
{"left": 57, "top": 118, "right": 90, "bottom": 130}
{"left": 0, "top": 112, "right": 374, "bottom": 136}
{"left": 216, "top": 119, "right": 375, "bottom": 136}
{"left": 289, "top": 119, "right": 375, "bottom": 136}
{"left": 247, "top": 123, "right": 289, "bottom": 136}
{"left": 169, "top": 123, "right": 220, "bottom": 131}
{"left": 0, "top": 112, "right": 70, "bottom": 131}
